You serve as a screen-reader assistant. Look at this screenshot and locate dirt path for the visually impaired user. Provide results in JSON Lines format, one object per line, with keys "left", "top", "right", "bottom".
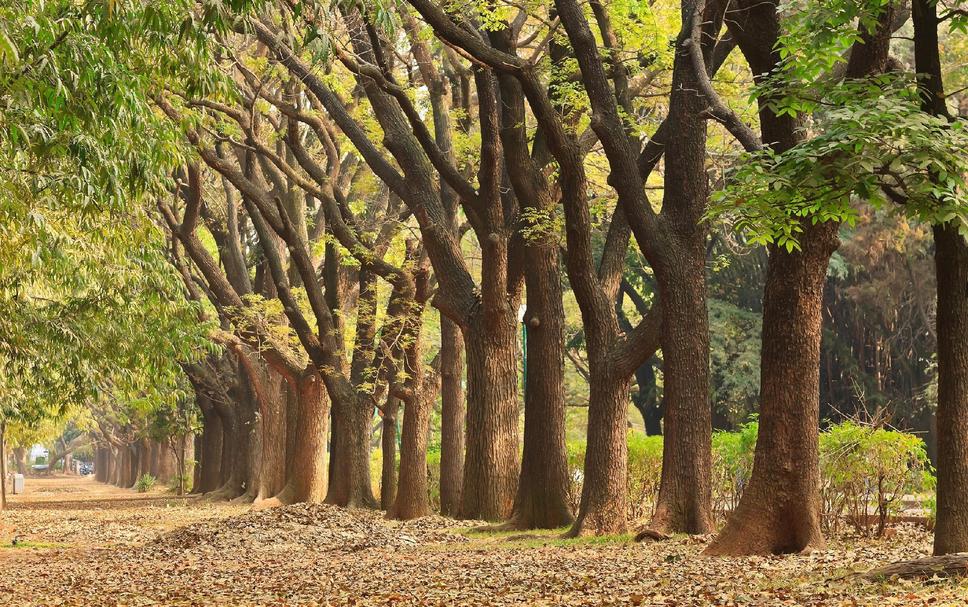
{"left": 0, "top": 476, "right": 965, "bottom": 606}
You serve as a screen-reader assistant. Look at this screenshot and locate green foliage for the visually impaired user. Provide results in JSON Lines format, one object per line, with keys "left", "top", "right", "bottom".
{"left": 0, "top": 0, "right": 216, "bottom": 437}
{"left": 426, "top": 444, "right": 442, "bottom": 512}
{"left": 625, "top": 434, "right": 664, "bottom": 520}
{"left": 768, "top": 0, "right": 896, "bottom": 111}
{"left": 820, "top": 421, "right": 934, "bottom": 536}
{"left": 708, "top": 300, "right": 761, "bottom": 426}
{"left": 135, "top": 473, "right": 156, "bottom": 493}
{"left": 711, "top": 80, "right": 968, "bottom": 249}
{"left": 711, "top": 420, "right": 758, "bottom": 514}
{"left": 169, "top": 473, "right": 192, "bottom": 494}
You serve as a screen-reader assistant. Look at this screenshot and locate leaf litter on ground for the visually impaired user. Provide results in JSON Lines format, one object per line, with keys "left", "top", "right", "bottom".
{"left": 0, "top": 476, "right": 966, "bottom": 606}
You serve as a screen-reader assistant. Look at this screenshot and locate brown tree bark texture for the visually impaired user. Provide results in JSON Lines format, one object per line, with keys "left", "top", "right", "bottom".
{"left": 460, "top": 316, "right": 521, "bottom": 521}
{"left": 438, "top": 316, "right": 465, "bottom": 517}
{"left": 932, "top": 224, "right": 968, "bottom": 555}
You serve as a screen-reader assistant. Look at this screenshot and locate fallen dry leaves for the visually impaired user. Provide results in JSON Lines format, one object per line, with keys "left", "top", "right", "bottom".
{"left": 0, "top": 477, "right": 965, "bottom": 606}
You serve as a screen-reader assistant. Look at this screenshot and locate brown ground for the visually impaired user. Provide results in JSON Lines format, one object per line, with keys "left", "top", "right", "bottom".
{"left": 0, "top": 476, "right": 965, "bottom": 606}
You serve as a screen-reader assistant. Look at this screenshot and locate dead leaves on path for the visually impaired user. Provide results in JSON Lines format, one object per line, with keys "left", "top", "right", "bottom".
{"left": 0, "top": 482, "right": 966, "bottom": 606}
{"left": 144, "top": 503, "right": 470, "bottom": 555}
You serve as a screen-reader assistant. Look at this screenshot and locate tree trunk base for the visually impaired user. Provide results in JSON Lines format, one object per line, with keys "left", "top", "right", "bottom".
{"left": 230, "top": 493, "right": 256, "bottom": 505}
{"left": 860, "top": 554, "right": 968, "bottom": 580}
{"left": 385, "top": 502, "right": 431, "bottom": 521}
{"left": 705, "top": 508, "right": 824, "bottom": 556}
{"left": 252, "top": 496, "right": 287, "bottom": 510}
{"left": 202, "top": 485, "right": 245, "bottom": 502}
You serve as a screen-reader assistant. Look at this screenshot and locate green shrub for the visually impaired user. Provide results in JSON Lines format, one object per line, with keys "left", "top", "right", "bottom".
{"left": 626, "top": 434, "right": 664, "bottom": 520}
{"left": 819, "top": 421, "right": 933, "bottom": 536}
{"left": 711, "top": 421, "right": 758, "bottom": 515}
{"left": 135, "top": 474, "right": 156, "bottom": 493}
{"left": 369, "top": 448, "right": 385, "bottom": 499}
{"left": 426, "top": 445, "right": 441, "bottom": 512}
{"left": 566, "top": 438, "right": 587, "bottom": 514}
{"left": 566, "top": 433, "right": 664, "bottom": 520}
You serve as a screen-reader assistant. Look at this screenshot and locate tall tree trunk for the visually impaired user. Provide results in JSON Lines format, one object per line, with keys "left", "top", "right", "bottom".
{"left": 241, "top": 399, "right": 261, "bottom": 501}
{"left": 387, "top": 393, "right": 431, "bottom": 520}
{"left": 286, "top": 372, "right": 301, "bottom": 482}
{"left": 196, "top": 397, "right": 224, "bottom": 494}
{"left": 126, "top": 444, "right": 140, "bottom": 488}
{"left": 648, "top": 0, "right": 715, "bottom": 535}
{"left": 387, "top": 330, "right": 433, "bottom": 520}
{"left": 910, "top": 0, "right": 968, "bottom": 557}
{"left": 13, "top": 447, "right": 27, "bottom": 474}
{"left": 509, "top": 243, "right": 573, "bottom": 529}
{"left": 156, "top": 440, "right": 176, "bottom": 485}
{"left": 706, "top": 222, "right": 837, "bottom": 555}
{"left": 255, "top": 373, "right": 288, "bottom": 501}
{"left": 110, "top": 447, "right": 119, "bottom": 485}
{"left": 105, "top": 446, "right": 118, "bottom": 486}
{"left": 14, "top": 447, "right": 27, "bottom": 477}
{"left": 707, "top": 0, "right": 895, "bottom": 555}
{"left": 932, "top": 224, "right": 968, "bottom": 554}
{"left": 270, "top": 372, "right": 330, "bottom": 504}
{"left": 147, "top": 440, "right": 159, "bottom": 478}
{"left": 380, "top": 397, "right": 400, "bottom": 510}
{"left": 1, "top": 421, "right": 7, "bottom": 509}
{"left": 210, "top": 390, "right": 245, "bottom": 499}
{"left": 94, "top": 448, "right": 105, "bottom": 482}
{"left": 438, "top": 315, "right": 465, "bottom": 516}
{"left": 651, "top": 254, "right": 713, "bottom": 534}
{"left": 325, "top": 386, "right": 377, "bottom": 508}
{"left": 460, "top": 312, "right": 520, "bottom": 521}
{"left": 568, "top": 340, "right": 632, "bottom": 536}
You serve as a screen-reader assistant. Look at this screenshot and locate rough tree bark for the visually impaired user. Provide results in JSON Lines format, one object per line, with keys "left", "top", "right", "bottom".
{"left": 648, "top": 0, "right": 718, "bottom": 534}
{"left": 910, "top": 0, "right": 968, "bottom": 557}
{"left": 438, "top": 316, "right": 465, "bottom": 516}
{"left": 485, "top": 24, "right": 572, "bottom": 530}
{"left": 14, "top": 447, "right": 28, "bottom": 477}
{"left": 707, "top": 0, "right": 897, "bottom": 555}
{"left": 384, "top": 249, "right": 435, "bottom": 520}
{"left": 931, "top": 224, "right": 968, "bottom": 555}
{"left": 267, "top": 372, "right": 330, "bottom": 505}
{"left": 195, "top": 393, "right": 224, "bottom": 494}
{"left": 380, "top": 396, "right": 400, "bottom": 510}
{"left": 248, "top": 17, "right": 523, "bottom": 521}
{"left": 706, "top": 223, "right": 837, "bottom": 554}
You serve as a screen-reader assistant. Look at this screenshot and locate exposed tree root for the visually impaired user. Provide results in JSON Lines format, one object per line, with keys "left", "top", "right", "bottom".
{"left": 860, "top": 554, "right": 968, "bottom": 580}
{"left": 230, "top": 493, "right": 255, "bottom": 505}
{"left": 634, "top": 528, "right": 672, "bottom": 543}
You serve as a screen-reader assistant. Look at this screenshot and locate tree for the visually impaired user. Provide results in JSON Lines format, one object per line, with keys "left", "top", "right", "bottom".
{"left": 708, "top": 0, "right": 944, "bottom": 555}
{"left": 911, "top": 0, "right": 968, "bottom": 556}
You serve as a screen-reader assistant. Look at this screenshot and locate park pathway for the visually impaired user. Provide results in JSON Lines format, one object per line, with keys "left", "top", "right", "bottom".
{"left": 0, "top": 476, "right": 961, "bottom": 606}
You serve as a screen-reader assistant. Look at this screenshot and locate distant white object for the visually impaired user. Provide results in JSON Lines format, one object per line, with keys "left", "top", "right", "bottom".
{"left": 12, "top": 474, "right": 24, "bottom": 494}
{"left": 517, "top": 304, "right": 527, "bottom": 323}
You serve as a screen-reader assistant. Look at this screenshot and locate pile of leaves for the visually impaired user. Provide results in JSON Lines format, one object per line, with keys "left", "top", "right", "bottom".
{"left": 144, "top": 502, "right": 471, "bottom": 556}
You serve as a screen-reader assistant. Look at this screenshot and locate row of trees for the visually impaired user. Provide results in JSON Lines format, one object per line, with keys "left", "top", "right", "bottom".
{"left": 4, "top": 0, "right": 967, "bottom": 558}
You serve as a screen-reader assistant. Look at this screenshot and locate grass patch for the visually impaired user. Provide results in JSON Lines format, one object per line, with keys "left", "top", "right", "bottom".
{"left": 457, "top": 526, "right": 633, "bottom": 549}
